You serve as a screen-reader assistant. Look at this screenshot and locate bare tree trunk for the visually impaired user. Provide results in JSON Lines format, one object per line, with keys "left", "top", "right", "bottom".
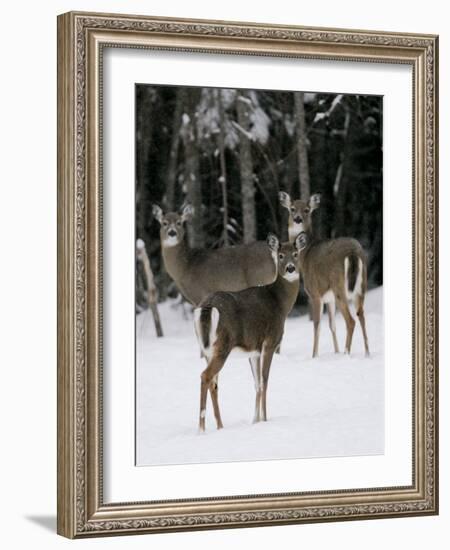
{"left": 294, "top": 91, "right": 310, "bottom": 200}
{"left": 165, "top": 90, "right": 183, "bottom": 211}
{"left": 181, "top": 88, "right": 204, "bottom": 247}
{"left": 136, "top": 88, "right": 154, "bottom": 244}
{"left": 136, "top": 239, "right": 163, "bottom": 338}
{"left": 216, "top": 89, "right": 230, "bottom": 247}
{"left": 335, "top": 107, "right": 352, "bottom": 237}
{"left": 236, "top": 91, "right": 256, "bottom": 244}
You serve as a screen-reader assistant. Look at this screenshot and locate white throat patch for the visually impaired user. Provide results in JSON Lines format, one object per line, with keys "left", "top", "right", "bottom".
{"left": 283, "top": 270, "right": 299, "bottom": 282}
{"left": 289, "top": 223, "right": 304, "bottom": 240}
{"left": 162, "top": 235, "right": 180, "bottom": 247}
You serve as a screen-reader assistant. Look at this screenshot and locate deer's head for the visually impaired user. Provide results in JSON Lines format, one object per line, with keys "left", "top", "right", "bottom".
{"left": 267, "top": 232, "right": 308, "bottom": 282}
{"left": 279, "top": 191, "right": 320, "bottom": 238}
{"left": 152, "top": 204, "right": 194, "bottom": 247}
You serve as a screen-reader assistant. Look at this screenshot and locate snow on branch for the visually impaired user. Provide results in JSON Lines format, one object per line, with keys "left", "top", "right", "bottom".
{"left": 237, "top": 94, "right": 253, "bottom": 107}
{"left": 231, "top": 120, "right": 254, "bottom": 141}
{"left": 313, "top": 94, "right": 344, "bottom": 124}
{"left": 303, "top": 92, "right": 317, "bottom": 103}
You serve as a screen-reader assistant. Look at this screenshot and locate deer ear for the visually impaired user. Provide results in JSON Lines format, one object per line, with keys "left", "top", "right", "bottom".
{"left": 279, "top": 191, "right": 291, "bottom": 210}
{"left": 309, "top": 193, "right": 321, "bottom": 211}
{"left": 295, "top": 231, "right": 308, "bottom": 251}
{"left": 266, "top": 233, "right": 280, "bottom": 252}
{"left": 181, "top": 204, "right": 194, "bottom": 222}
{"left": 152, "top": 204, "right": 163, "bottom": 224}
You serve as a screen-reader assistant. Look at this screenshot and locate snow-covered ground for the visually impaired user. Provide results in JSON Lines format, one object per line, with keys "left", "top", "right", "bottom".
{"left": 136, "top": 288, "right": 384, "bottom": 466}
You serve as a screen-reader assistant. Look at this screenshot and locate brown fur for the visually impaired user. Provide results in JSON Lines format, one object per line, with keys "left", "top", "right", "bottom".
{"left": 300, "top": 237, "right": 367, "bottom": 300}
{"left": 154, "top": 204, "right": 281, "bottom": 411}
{"left": 346, "top": 252, "right": 359, "bottom": 294}
{"left": 201, "top": 276, "right": 298, "bottom": 357}
{"left": 195, "top": 234, "right": 307, "bottom": 431}
{"left": 153, "top": 206, "right": 277, "bottom": 306}
{"left": 279, "top": 192, "right": 370, "bottom": 357}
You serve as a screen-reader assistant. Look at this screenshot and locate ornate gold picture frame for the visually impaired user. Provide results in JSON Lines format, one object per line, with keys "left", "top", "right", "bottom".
{"left": 57, "top": 11, "right": 438, "bottom": 538}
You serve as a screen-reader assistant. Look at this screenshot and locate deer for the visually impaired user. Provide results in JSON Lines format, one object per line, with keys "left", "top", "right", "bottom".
{"left": 152, "top": 203, "right": 280, "bottom": 409}
{"left": 279, "top": 191, "right": 370, "bottom": 358}
{"left": 152, "top": 204, "right": 278, "bottom": 306}
{"left": 194, "top": 232, "right": 307, "bottom": 432}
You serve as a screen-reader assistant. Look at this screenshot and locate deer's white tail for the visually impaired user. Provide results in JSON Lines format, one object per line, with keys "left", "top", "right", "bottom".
{"left": 194, "top": 306, "right": 220, "bottom": 361}
{"left": 344, "top": 255, "right": 363, "bottom": 301}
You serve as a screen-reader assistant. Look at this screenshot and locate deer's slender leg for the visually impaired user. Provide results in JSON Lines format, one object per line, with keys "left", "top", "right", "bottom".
{"left": 250, "top": 356, "right": 262, "bottom": 423}
{"left": 336, "top": 296, "right": 356, "bottom": 354}
{"left": 199, "top": 357, "right": 225, "bottom": 432}
{"left": 327, "top": 299, "right": 340, "bottom": 353}
{"left": 209, "top": 375, "right": 224, "bottom": 429}
{"left": 355, "top": 294, "right": 370, "bottom": 357}
{"left": 205, "top": 362, "right": 223, "bottom": 427}
{"left": 261, "top": 345, "right": 276, "bottom": 421}
{"left": 311, "top": 298, "right": 323, "bottom": 358}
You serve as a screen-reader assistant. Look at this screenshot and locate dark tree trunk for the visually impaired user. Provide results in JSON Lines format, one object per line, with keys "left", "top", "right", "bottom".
{"left": 136, "top": 88, "right": 155, "bottom": 245}
{"left": 335, "top": 107, "right": 354, "bottom": 237}
{"left": 294, "top": 91, "right": 310, "bottom": 200}
{"left": 165, "top": 90, "right": 183, "bottom": 211}
{"left": 216, "top": 89, "right": 230, "bottom": 247}
{"left": 236, "top": 91, "right": 256, "bottom": 244}
{"left": 181, "top": 88, "right": 204, "bottom": 248}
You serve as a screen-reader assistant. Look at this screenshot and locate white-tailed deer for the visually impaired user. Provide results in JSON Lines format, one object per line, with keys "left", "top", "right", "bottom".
{"left": 279, "top": 191, "right": 370, "bottom": 358}
{"left": 152, "top": 204, "right": 278, "bottom": 306}
{"left": 194, "top": 232, "right": 307, "bottom": 431}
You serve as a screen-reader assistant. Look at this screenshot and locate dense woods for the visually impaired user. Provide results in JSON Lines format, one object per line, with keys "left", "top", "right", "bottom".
{"left": 136, "top": 85, "right": 383, "bottom": 312}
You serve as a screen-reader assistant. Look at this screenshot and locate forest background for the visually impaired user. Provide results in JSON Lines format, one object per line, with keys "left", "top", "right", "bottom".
{"left": 135, "top": 86, "right": 383, "bottom": 311}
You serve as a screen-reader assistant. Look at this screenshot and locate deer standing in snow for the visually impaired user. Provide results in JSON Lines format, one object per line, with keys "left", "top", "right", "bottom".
{"left": 152, "top": 203, "right": 280, "bottom": 405}
{"left": 279, "top": 191, "right": 370, "bottom": 358}
{"left": 152, "top": 204, "right": 278, "bottom": 306}
{"left": 194, "top": 232, "right": 307, "bottom": 431}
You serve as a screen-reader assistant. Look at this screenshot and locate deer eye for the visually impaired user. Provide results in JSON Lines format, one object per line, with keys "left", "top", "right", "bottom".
{"left": 293, "top": 252, "right": 298, "bottom": 259}
{"left": 162, "top": 221, "right": 168, "bottom": 227}
{"left": 278, "top": 253, "right": 284, "bottom": 260}
{"left": 176, "top": 221, "right": 182, "bottom": 227}
{"left": 290, "top": 207, "right": 295, "bottom": 213}
{"left": 304, "top": 207, "right": 310, "bottom": 214}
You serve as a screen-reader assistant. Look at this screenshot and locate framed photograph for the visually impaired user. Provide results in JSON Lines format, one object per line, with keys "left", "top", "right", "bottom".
{"left": 57, "top": 11, "right": 439, "bottom": 538}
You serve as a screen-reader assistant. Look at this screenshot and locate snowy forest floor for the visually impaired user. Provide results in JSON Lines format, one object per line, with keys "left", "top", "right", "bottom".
{"left": 136, "top": 288, "right": 384, "bottom": 466}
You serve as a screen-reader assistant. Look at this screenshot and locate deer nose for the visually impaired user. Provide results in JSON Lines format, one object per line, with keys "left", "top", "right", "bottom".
{"left": 294, "top": 216, "right": 303, "bottom": 224}
{"left": 286, "top": 264, "right": 296, "bottom": 273}
{"left": 168, "top": 229, "right": 177, "bottom": 237}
